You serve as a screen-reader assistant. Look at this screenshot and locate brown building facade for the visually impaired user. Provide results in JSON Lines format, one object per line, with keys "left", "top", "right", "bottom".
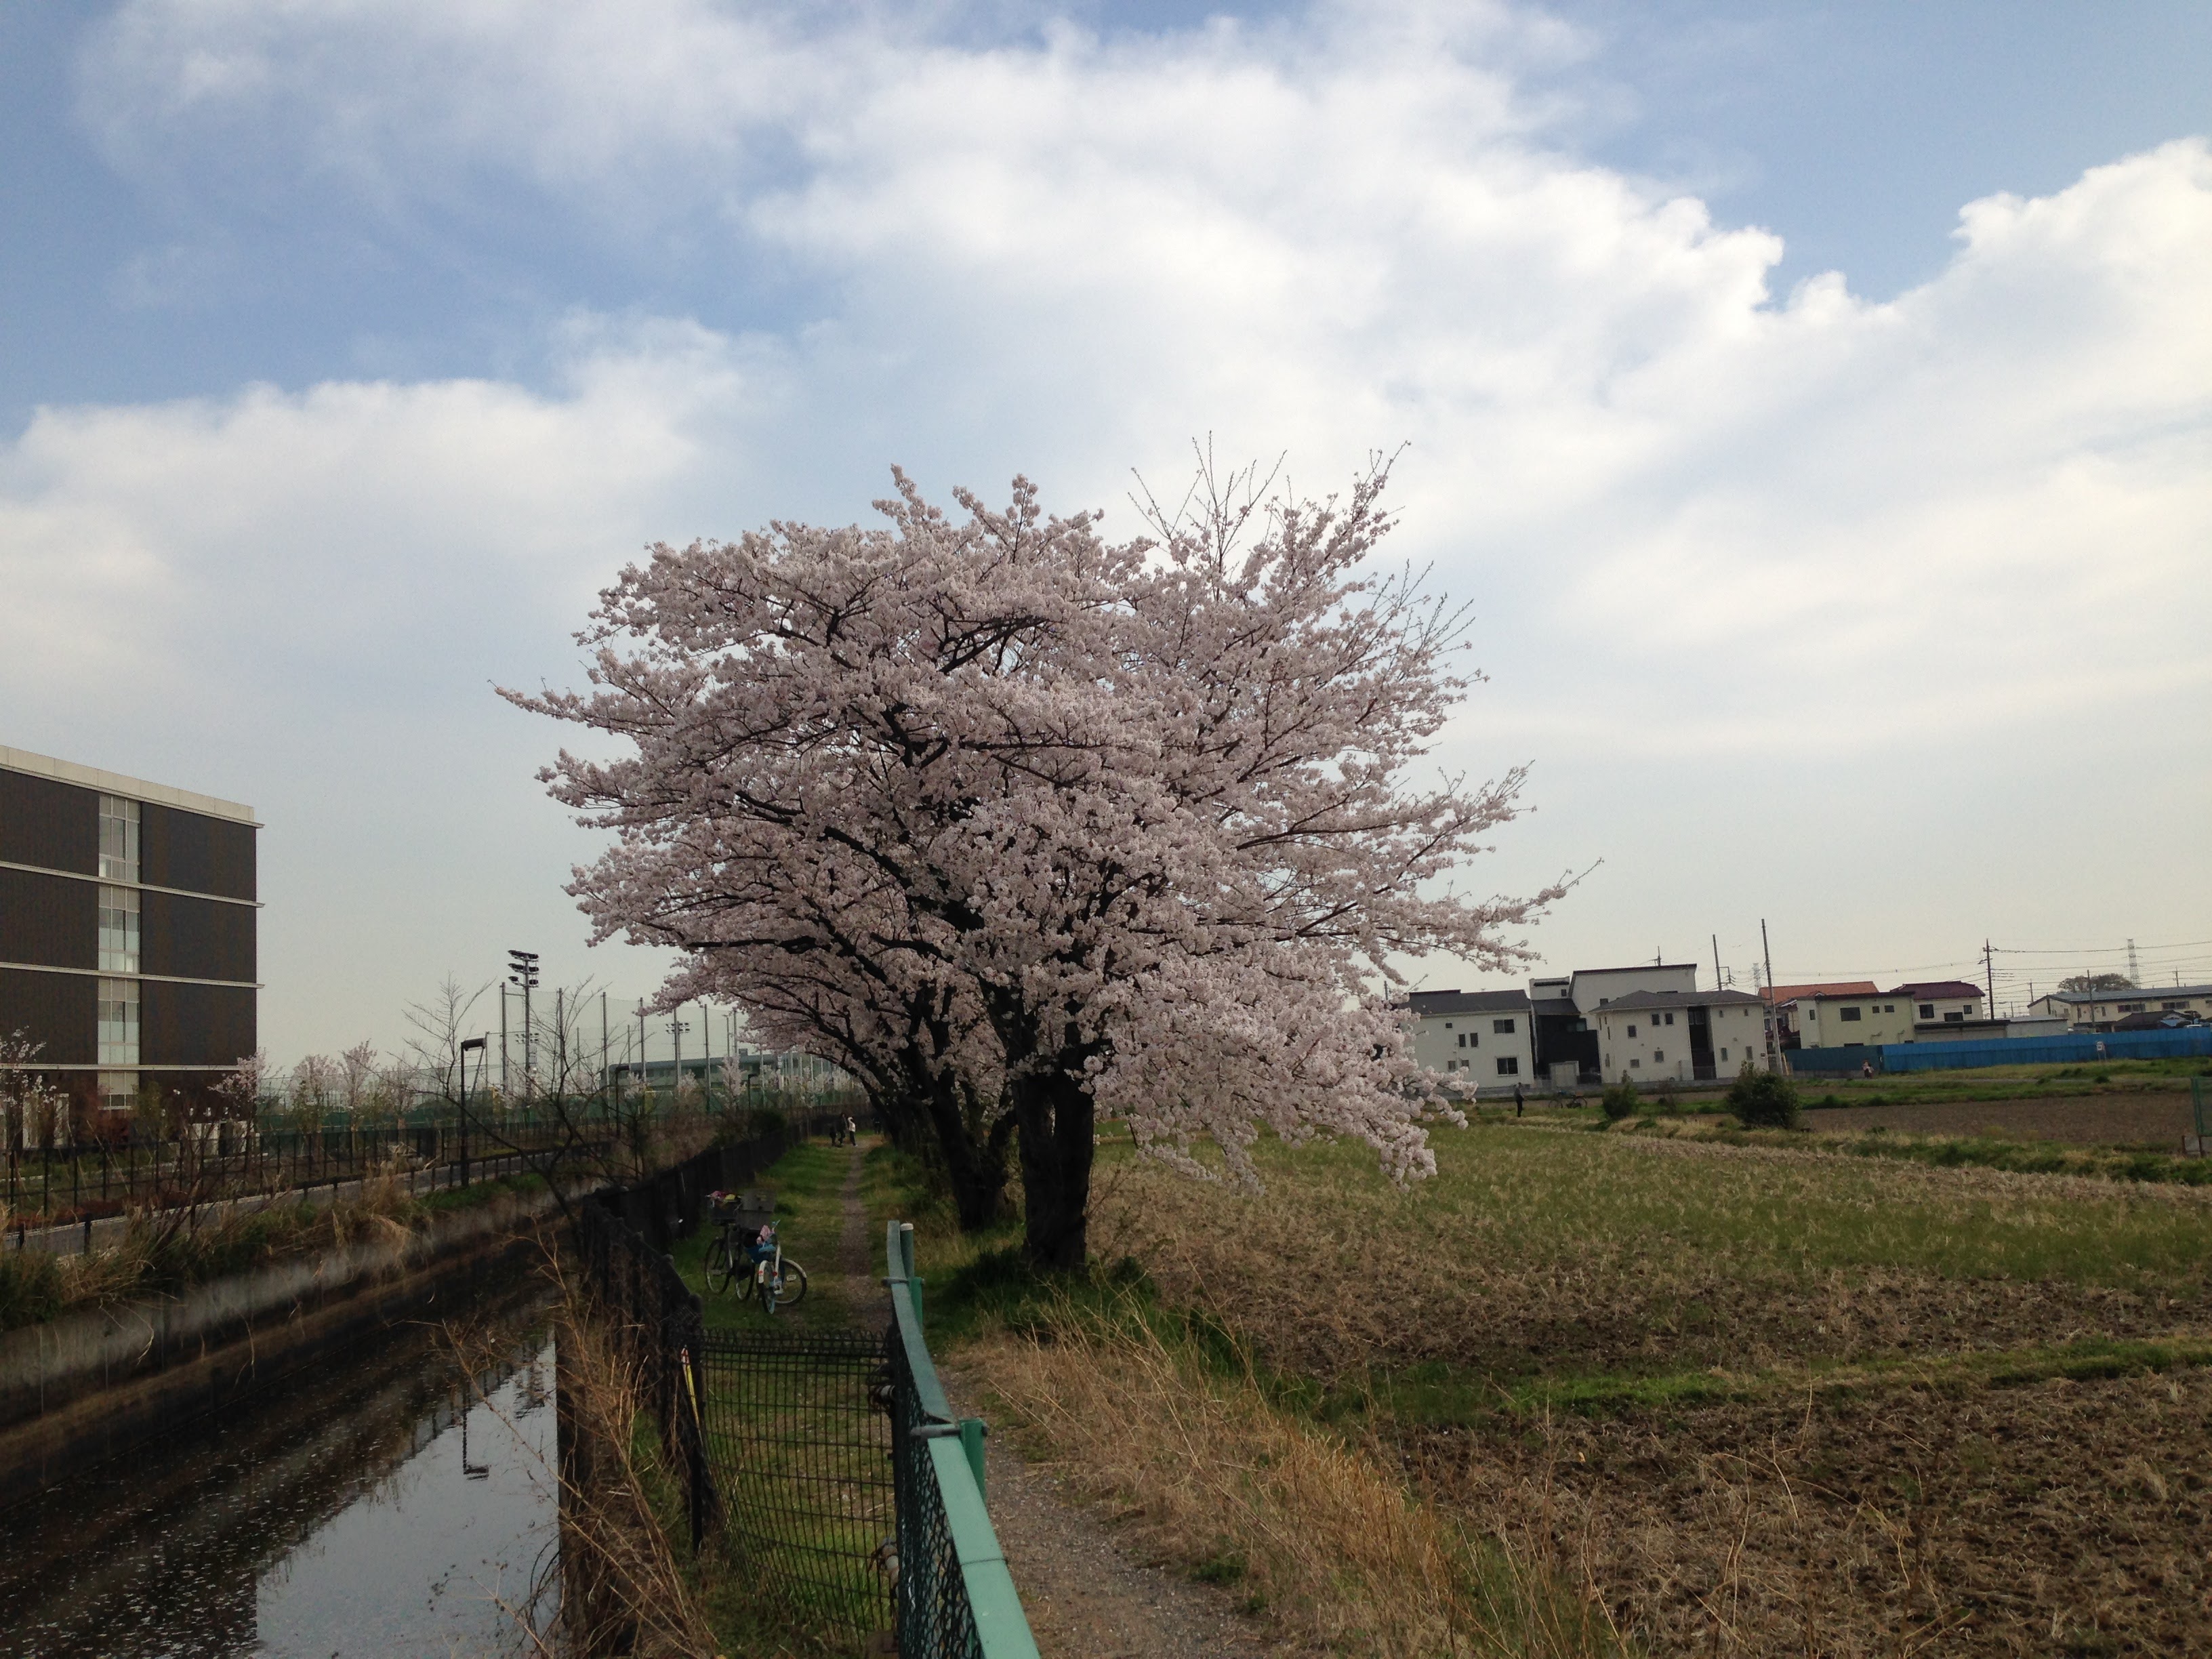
{"left": 1, "top": 745, "right": 258, "bottom": 1120}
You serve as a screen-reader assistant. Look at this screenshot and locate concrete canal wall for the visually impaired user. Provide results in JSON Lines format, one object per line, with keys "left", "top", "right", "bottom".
{"left": 0, "top": 1180, "right": 578, "bottom": 1492}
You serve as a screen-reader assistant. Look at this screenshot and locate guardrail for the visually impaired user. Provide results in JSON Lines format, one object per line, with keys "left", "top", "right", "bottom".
{"left": 884, "top": 1220, "right": 1040, "bottom": 1659}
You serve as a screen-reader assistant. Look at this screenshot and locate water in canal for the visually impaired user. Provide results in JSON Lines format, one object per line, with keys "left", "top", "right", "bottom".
{"left": 0, "top": 1282, "right": 562, "bottom": 1658}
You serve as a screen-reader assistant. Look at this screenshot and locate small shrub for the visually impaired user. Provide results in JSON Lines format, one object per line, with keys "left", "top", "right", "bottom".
{"left": 1600, "top": 1080, "right": 1640, "bottom": 1120}
{"left": 1727, "top": 1063, "right": 1802, "bottom": 1130}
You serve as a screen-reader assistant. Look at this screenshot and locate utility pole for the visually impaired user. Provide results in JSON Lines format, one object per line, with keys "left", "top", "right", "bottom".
{"left": 1711, "top": 934, "right": 1723, "bottom": 994}
{"left": 499, "top": 984, "right": 509, "bottom": 1097}
{"left": 2127, "top": 938, "right": 2140, "bottom": 985}
{"left": 1761, "top": 918, "right": 1782, "bottom": 1075}
{"left": 1982, "top": 939, "right": 1995, "bottom": 1013}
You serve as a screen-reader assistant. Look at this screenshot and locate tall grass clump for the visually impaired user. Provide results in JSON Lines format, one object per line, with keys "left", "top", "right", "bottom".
{"left": 1727, "top": 1062, "right": 1801, "bottom": 1129}
{"left": 1599, "top": 1081, "right": 1639, "bottom": 1122}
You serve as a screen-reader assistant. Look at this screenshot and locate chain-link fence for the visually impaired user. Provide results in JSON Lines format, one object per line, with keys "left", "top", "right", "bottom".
{"left": 573, "top": 1150, "right": 1036, "bottom": 1657}
{"left": 698, "top": 1328, "right": 897, "bottom": 1643}
{"left": 884, "top": 1221, "right": 1039, "bottom": 1659}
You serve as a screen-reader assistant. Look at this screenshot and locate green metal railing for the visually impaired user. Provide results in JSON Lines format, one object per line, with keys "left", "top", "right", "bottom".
{"left": 885, "top": 1221, "right": 1040, "bottom": 1659}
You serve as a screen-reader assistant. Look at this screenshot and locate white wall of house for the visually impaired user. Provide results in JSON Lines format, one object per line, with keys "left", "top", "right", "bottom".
{"left": 1414, "top": 1010, "right": 1536, "bottom": 1090}
{"left": 1569, "top": 964, "right": 1698, "bottom": 1012}
{"left": 2029, "top": 988, "right": 2212, "bottom": 1026}
{"left": 1593, "top": 1000, "right": 1769, "bottom": 1082}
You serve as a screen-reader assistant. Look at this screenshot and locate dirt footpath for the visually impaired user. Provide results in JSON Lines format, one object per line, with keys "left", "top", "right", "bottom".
{"left": 1803, "top": 1091, "right": 2198, "bottom": 1146}
{"left": 836, "top": 1145, "right": 1271, "bottom": 1658}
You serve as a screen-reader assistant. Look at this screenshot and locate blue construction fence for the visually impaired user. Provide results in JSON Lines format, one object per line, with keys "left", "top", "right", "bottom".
{"left": 1786, "top": 1027, "right": 2212, "bottom": 1076}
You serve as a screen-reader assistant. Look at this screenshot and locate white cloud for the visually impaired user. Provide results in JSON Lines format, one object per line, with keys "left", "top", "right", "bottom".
{"left": 14, "top": 0, "right": 2209, "bottom": 1054}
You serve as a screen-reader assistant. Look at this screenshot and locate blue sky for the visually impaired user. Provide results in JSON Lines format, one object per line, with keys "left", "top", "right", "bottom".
{"left": 3, "top": 1, "right": 2208, "bottom": 1063}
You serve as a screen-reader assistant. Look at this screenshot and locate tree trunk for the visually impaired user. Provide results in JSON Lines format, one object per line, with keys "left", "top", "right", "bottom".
{"left": 918, "top": 1071, "right": 1010, "bottom": 1233}
{"left": 1010, "top": 1067, "right": 1094, "bottom": 1270}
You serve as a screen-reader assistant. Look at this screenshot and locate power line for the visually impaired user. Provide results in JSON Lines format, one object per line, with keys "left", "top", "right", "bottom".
{"left": 1991, "top": 938, "right": 2212, "bottom": 957}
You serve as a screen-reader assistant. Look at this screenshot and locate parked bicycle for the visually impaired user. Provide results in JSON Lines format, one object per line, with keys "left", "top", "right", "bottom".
{"left": 705, "top": 1191, "right": 810, "bottom": 1313}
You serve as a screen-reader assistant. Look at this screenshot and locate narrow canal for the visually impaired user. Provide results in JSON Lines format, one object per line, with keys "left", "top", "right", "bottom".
{"left": 0, "top": 1279, "right": 562, "bottom": 1658}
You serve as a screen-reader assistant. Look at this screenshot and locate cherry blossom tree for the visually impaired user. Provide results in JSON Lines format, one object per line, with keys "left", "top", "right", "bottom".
{"left": 510, "top": 454, "right": 1554, "bottom": 1267}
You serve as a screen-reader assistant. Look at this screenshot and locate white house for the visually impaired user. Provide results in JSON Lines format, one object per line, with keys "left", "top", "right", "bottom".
{"left": 1407, "top": 988, "right": 1536, "bottom": 1092}
{"left": 2028, "top": 984, "right": 2212, "bottom": 1029}
{"left": 1592, "top": 989, "right": 1770, "bottom": 1083}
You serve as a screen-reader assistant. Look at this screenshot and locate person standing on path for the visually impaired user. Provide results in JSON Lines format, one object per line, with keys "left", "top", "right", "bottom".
{"left": 1513, "top": 1082, "right": 1524, "bottom": 1118}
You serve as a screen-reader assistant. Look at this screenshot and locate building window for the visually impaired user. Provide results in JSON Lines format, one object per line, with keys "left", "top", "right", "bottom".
{"left": 1456, "top": 1033, "right": 1467, "bottom": 1048}
{"left": 1719, "top": 1046, "right": 1729, "bottom": 1061}
{"left": 1653, "top": 1049, "right": 1664, "bottom": 1063}
{"left": 1495, "top": 1057, "right": 1519, "bottom": 1076}
{"left": 1627, "top": 1023, "right": 1638, "bottom": 1038}
{"left": 1664, "top": 1011, "right": 1675, "bottom": 1026}
{"left": 2119, "top": 1002, "right": 2146, "bottom": 1014}
{"left": 98, "top": 978, "right": 140, "bottom": 1066}
{"left": 2165, "top": 1002, "right": 2186, "bottom": 1011}
{"left": 1919, "top": 1003, "right": 1934, "bottom": 1019}
{"left": 1944, "top": 1012, "right": 1963, "bottom": 1022}
{"left": 98, "top": 1072, "right": 139, "bottom": 1115}
{"left": 98, "top": 796, "right": 140, "bottom": 883}
{"left": 1493, "top": 1019, "right": 1515, "bottom": 1034}
{"left": 98, "top": 885, "right": 141, "bottom": 973}
{"left": 1840, "top": 1007, "right": 1862, "bottom": 1023}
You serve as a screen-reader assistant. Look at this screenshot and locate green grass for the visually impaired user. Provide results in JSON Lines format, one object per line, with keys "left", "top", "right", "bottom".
{"left": 659, "top": 1138, "right": 897, "bottom": 1656}
{"left": 1311, "top": 1334, "right": 2212, "bottom": 1428}
{"left": 672, "top": 1141, "right": 857, "bottom": 1333}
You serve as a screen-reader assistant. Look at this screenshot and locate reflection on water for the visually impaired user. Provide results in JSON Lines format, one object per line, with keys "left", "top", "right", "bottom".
{"left": 0, "top": 1288, "right": 560, "bottom": 1658}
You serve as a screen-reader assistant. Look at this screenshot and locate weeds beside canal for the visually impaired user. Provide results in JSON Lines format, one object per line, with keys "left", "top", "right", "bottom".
{"left": 0, "top": 1168, "right": 551, "bottom": 1332}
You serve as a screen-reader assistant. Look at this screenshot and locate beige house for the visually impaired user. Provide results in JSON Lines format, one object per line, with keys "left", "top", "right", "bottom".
{"left": 1792, "top": 990, "right": 1914, "bottom": 1049}
{"left": 1593, "top": 990, "right": 1769, "bottom": 1083}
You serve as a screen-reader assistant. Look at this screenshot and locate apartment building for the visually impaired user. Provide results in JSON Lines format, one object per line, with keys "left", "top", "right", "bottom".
{"left": 1, "top": 745, "right": 258, "bottom": 1123}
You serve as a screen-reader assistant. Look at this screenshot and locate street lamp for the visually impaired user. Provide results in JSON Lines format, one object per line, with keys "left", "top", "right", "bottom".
{"left": 507, "top": 951, "right": 539, "bottom": 1102}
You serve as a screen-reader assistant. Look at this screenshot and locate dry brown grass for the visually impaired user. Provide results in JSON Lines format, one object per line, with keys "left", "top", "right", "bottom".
{"left": 970, "top": 1291, "right": 1630, "bottom": 1659}
{"left": 550, "top": 1273, "right": 721, "bottom": 1659}
{"left": 1038, "top": 1127, "right": 2212, "bottom": 1656}
{"left": 1092, "top": 1130, "right": 2212, "bottom": 1387}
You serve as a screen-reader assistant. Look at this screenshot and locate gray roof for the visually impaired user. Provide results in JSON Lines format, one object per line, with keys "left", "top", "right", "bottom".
{"left": 1408, "top": 988, "right": 1532, "bottom": 1017}
{"left": 1591, "top": 989, "right": 1765, "bottom": 1012}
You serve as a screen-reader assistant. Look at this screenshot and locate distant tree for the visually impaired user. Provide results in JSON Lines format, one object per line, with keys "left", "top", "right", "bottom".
{"left": 1600, "top": 1079, "right": 1640, "bottom": 1120}
{"left": 511, "top": 453, "right": 1559, "bottom": 1268}
{"left": 2058, "top": 973, "right": 2137, "bottom": 994}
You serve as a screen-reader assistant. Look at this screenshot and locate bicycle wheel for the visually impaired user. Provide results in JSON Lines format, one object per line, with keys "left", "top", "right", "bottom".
{"left": 773, "top": 1258, "right": 809, "bottom": 1310}
{"left": 760, "top": 1258, "right": 781, "bottom": 1315}
{"left": 704, "top": 1235, "right": 734, "bottom": 1295}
